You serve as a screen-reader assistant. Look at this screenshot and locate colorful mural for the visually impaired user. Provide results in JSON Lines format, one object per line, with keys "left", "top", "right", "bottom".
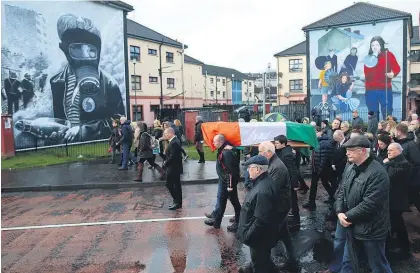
{"left": 1, "top": 1, "right": 127, "bottom": 149}
{"left": 309, "top": 20, "right": 404, "bottom": 121}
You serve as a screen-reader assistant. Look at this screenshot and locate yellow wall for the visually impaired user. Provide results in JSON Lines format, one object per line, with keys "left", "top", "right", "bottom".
{"left": 276, "top": 54, "right": 307, "bottom": 104}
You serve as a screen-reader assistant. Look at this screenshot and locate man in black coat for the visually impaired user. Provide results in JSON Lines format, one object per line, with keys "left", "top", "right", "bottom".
{"left": 259, "top": 141, "right": 299, "bottom": 272}
{"left": 204, "top": 134, "right": 241, "bottom": 232}
{"left": 384, "top": 143, "right": 411, "bottom": 258}
{"left": 162, "top": 127, "right": 183, "bottom": 210}
{"left": 194, "top": 116, "right": 205, "bottom": 163}
{"left": 303, "top": 128, "right": 335, "bottom": 210}
{"left": 336, "top": 136, "right": 392, "bottom": 273}
{"left": 274, "top": 135, "right": 300, "bottom": 220}
{"left": 395, "top": 123, "right": 420, "bottom": 212}
{"left": 237, "top": 155, "right": 282, "bottom": 273}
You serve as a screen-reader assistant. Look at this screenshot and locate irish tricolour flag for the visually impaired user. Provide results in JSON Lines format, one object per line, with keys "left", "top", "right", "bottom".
{"left": 201, "top": 122, "right": 318, "bottom": 151}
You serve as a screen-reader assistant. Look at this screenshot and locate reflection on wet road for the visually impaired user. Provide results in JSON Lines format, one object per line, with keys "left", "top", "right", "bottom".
{"left": 2, "top": 184, "right": 420, "bottom": 272}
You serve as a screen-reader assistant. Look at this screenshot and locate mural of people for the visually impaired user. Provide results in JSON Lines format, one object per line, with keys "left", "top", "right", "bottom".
{"left": 1, "top": 1, "right": 127, "bottom": 149}
{"left": 309, "top": 20, "right": 404, "bottom": 121}
{"left": 3, "top": 71, "right": 21, "bottom": 114}
{"left": 364, "top": 36, "right": 400, "bottom": 120}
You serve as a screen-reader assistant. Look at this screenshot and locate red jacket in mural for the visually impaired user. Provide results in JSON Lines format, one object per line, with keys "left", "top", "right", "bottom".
{"left": 364, "top": 50, "right": 400, "bottom": 91}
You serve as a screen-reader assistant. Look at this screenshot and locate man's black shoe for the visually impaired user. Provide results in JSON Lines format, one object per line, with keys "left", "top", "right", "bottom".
{"left": 168, "top": 203, "right": 182, "bottom": 210}
{"left": 302, "top": 201, "right": 316, "bottom": 211}
{"left": 227, "top": 222, "right": 238, "bottom": 233}
{"left": 278, "top": 261, "right": 300, "bottom": 272}
{"left": 204, "top": 218, "right": 220, "bottom": 229}
{"left": 204, "top": 212, "right": 214, "bottom": 218}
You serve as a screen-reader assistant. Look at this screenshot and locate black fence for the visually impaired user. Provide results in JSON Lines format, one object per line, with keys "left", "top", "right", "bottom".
{"left": 15, "top": 138, "right": 110, "bottom": 158}
{"left": 316, "top": 108, "right": 404, "bottom": 124}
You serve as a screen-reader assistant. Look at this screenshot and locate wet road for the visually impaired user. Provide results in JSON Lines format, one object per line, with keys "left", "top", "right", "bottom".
{"left": 2, "top": 183, "right": 420, "bottom": 273}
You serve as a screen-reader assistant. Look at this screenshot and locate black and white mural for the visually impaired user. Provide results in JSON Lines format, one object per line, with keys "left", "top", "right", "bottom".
{"left": 1, "top": 1, "right": 127, "bottom": 149}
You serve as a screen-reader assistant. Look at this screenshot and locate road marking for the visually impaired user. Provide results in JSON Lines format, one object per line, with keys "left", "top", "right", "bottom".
{"left": 1, "top": 214, "right": 235, "bottom": 231}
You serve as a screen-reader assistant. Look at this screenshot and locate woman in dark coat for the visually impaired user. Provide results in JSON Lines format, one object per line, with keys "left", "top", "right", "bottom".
{"left": 153, "top": 120, "right": 165, "bottom": 161}
{"left": 375, "top": 133, "right": 392, "bottom": 164}
{"left": 133, "top": 122, "right": 165, "bottom": 182}
{"left": 384, "top": 143, "right": 411, "bottom": 258}
{"left": 108, "top": 119, "right": 121, "bottom": 164}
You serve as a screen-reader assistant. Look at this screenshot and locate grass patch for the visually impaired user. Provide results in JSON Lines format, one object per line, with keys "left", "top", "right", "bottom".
{"left": 1, "top": 142, "right": 218, "bottom": 170}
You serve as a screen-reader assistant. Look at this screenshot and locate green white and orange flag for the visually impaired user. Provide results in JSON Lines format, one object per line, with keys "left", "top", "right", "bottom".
{"left": 201, "top": 121, "right": 318, "bottom": 151}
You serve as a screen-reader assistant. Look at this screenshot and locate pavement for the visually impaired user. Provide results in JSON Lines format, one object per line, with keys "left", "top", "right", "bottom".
{"left": 1, "top": 158, "right": 312, "bottom": 192}
{"left": 2, "top": 183, "right": 419, "bottom": 273}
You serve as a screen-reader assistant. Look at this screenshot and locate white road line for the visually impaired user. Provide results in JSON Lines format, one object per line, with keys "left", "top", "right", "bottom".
{"left": 1, "top": 214, "right": 235, "bottom": 231}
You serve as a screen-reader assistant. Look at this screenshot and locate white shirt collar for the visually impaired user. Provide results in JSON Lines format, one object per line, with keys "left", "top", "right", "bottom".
{"left": 169, "top": 136, "right": 176, "bottom": 142}
{"left": 340, "top": 139, "right": 345, "bottom": 146}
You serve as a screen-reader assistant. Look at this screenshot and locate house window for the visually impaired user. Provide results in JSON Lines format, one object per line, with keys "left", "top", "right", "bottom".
{"left": 289, "top": 59, "right": 303, "bottom": 72}
{"left": 174, "top": 104, "right": 180, "bottom": 109}
{"left": 411, "top": 50, "right": 420, "bottom": 62}
{"left": 150, "top": 105, "right": 160, "bottom": 112}
{"left": 148, "top": 48, "right": 157, "bottom": 55}
{"left": 149, "top": 76, "right": 158, "bottom": 83}
{"left": 222, "top": 92, "right": 226, "bottom": 98}
{"left": 210, "top": 91, "right": 214, "bottom": 97}
{"left": 290, "top": 79, "right": 303, "bottom": 91}
{"left": 167, "top": 78, "right": 175, "bottom": 88}
{"left": 132, "top": 105, "right": 143, "bottom": 121}
{"left": 131, "top": 75, "right": 141, "bottom": 90}
{"left": 249, "top": 82, "right": 252, "bottom": 86}
{"left": 222, "top": 79, "right": 226, "bottom": 86}
{"left": 210, "top": 78, "right": 214, "bottom": 84}
{"left": 166, "top": 52, "right": 174, "bottom": 63}
{"left": 164, "top": 104, "right": 173, "bottom": 109}
{"left": 130, "top": 45, "right": 140, "bottom": 61}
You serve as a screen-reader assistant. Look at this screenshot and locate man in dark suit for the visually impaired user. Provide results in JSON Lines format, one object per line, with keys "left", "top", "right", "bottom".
{"left": 163, "top": 127, "right": 183, "bottom": 210}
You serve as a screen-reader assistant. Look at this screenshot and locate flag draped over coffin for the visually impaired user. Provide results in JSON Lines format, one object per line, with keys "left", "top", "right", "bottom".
{"left": 201, "top": 122, "right": 319, "bottom": 151}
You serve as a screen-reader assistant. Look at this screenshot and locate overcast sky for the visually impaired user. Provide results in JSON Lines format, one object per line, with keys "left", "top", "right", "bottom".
{"left": 124, "top": 0, "right": 419, "bottom": 73}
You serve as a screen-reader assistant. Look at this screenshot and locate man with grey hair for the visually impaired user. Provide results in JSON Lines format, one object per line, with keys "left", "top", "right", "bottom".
{"left": 204, "top": 134, "right": 241, "bottom": 232}
{"left": 335, "top": 135, "right": 392, "bottom": 272}
{"left": 163, "top": 127, "right": 183, "bottom": 210}
{"left": 238, "top": 155, "right": 282, "bottom": 273}
{"left": 383, "top": 142, "right": 411, "bottom": 258}
{"left": 259, "top": 140, "right": 299, "bottom": 271}
{"left": 194, "top": 116, "right": 205, "bottom": 163}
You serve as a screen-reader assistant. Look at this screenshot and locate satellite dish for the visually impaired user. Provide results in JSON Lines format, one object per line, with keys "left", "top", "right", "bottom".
{"left": 364, "top": 55, "right": 378, "bottom": 68}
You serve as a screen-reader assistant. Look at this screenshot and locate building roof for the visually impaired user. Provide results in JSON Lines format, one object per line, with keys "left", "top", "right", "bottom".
{"left": 127, "top": 19, "right": 187, "bottom": 49}
{"left": 184, "top": 55, "right": 203, "bottom": 65}
{"left": 203, "top": 64, "right": 251, "bottom": 81}
{"left": 97, "top": 1, "right": 134, "bottom": 12}
{"left": 274, "top": 41, "right": 306, "bottom": 57}
{"left": 302, "top": 2, "right": 411, "bottom": 31}
{"left": 413, "top": 26, "right": 420, "bottom": 45}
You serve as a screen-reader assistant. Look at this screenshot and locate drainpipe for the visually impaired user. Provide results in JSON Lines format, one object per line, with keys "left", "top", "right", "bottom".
{"left": 159, "top": 40, "right": 164, "bottom": 121}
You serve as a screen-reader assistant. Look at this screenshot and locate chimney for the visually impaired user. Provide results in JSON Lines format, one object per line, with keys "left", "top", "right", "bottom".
{"left": 354, "top": 30, "right": 360, "bottom": 35}
{"left": 344, "top": 28, "right": 351, "bottom": 32}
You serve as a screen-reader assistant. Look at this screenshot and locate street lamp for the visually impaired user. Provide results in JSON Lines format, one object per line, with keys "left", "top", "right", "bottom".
{"left": 132, "top": 58, "right": 138, "bottom": 120}
{"left": 231, "top": 73, "right": 234, "bottom": 105}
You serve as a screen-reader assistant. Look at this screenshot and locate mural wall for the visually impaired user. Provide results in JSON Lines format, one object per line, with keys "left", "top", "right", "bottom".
{"left": 308, "top": 20, "right": 404, "bottom": 121}
{"left": 1, "top": 1, "right": 127, "bottom": 149}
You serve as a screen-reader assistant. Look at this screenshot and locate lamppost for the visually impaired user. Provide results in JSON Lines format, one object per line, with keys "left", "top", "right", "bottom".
{"left": 230, "top": 73, "right": 234, "bottom": 105}
{"left": 263, "top": 62, "right": 271, "bottom": 117}
{"left": 132, "top": 58, "right": 138, "bottom": 120}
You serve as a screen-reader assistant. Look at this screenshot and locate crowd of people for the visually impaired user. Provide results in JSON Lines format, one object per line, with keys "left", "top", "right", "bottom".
{"left": 108, "top": 110, "right": 420, "bottom": 273}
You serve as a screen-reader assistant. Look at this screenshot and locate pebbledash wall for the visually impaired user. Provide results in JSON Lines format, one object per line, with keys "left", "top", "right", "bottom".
{"left": 1, "top": 1, "right": 132, "bottom": 150}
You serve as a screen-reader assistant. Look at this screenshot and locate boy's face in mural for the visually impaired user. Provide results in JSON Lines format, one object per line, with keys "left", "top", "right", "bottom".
{"left": 371, "top": 41, "right": 382, "bottom": 55}
{"left": 341, "top": 76, "right": 348, "bottom": 84}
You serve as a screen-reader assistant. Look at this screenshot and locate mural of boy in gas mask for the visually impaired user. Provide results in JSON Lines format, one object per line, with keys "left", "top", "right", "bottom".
{"left": 50, "top": 13, "right": 125, "bottom": 142}
{"left": 364, "top": 36, "right": 400, "bottom": 120}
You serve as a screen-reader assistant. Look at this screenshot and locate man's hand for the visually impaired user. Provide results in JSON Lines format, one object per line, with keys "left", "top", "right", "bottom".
{"left": 338, "top": 213, "right": 352, "bottom": 227}
{"left": 383, "top": 158, "right": 389, "bottom": 164}
{"left": 64, "top": 126, "right": 80, "bottom": 142}
{"left": 332, "top": 165, "right": 336, "bottom": 171}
